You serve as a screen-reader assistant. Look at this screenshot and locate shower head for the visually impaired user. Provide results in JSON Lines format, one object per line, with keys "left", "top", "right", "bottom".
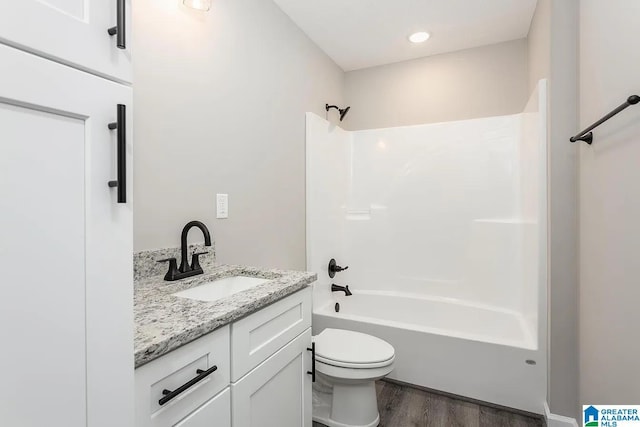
{"left": 326, "top": 104, "right": 351, "bottom": 122}
{"left": 339, "top": 106, "right": 350, "bottom": 121}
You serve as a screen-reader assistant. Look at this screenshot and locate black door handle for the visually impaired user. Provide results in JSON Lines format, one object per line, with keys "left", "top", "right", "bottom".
{"left": 159, "top": 365, "right": 218, "bottom": 406}
{"left": 307, "top": 342, "right": 316, "bottom": 382}
{"left": 107, "top": 0, "right": 126, "bottom": 49}
{"left": 108, "top": 104, "right": 127, "bottom": 203}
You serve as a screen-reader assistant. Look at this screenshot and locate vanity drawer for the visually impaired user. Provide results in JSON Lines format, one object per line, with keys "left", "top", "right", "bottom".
{"left": 135, "top": 326, "right": 230, "bottom": 427}
{"left": 231, "top": 287, "right": 311, "bottom": 381}
{"left": 174, "top": 387, "right": 230, "bottom": 427}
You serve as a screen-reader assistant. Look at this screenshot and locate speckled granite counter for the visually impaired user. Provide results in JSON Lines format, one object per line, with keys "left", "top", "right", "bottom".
{"left": 134, "top": 265, "right": 316, "bottom": 368}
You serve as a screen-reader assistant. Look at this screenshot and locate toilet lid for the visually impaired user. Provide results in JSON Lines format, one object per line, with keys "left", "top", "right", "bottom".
{"left": 314, "top": 329, "right": 395, "bottom": 368}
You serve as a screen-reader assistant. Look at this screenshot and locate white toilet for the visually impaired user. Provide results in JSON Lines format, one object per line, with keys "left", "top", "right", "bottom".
{"left": 312, "top": 328, "right": 395, "bottom": 427}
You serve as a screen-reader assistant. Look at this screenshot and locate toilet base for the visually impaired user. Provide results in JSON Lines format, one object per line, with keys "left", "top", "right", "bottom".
{"left": 313, "top": 406, "right": 379, "bottom": 427}
{"left": 312, "top": 375, "right": 380, "bottom": 427}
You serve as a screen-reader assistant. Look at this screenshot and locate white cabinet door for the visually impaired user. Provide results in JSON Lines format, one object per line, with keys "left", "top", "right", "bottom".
{"left": 0, "top": 0, "right": 132, "bottom": 83}
{"left": 0, "top": 44, "right": 133, "bottom": 427}
{"left": 232, "top": 329, "right": 312, "bottom": 427}
{"left": 174, "top": 389, "right": 231, "bottom": 427}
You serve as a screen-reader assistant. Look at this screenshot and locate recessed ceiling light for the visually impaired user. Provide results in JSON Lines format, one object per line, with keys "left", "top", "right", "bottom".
{"left": 409, "top": 32, "right": 430, "bottom": 43}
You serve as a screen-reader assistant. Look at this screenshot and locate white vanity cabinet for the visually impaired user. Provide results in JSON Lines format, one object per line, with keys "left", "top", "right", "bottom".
{"left": 0, "top": 0, "right": 132, "bottom": 83}
{"left": 135, "top": 287, "right": 312, "bottom": 427}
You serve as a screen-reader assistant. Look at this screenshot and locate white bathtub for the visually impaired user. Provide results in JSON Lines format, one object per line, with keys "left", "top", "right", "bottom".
{"left": 313, "top": 291, "right": 546, "bottom": 414}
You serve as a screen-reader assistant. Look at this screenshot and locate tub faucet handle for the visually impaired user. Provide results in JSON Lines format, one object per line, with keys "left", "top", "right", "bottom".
{"left": 328, "top": 258, "right": 349, "bottom": 278}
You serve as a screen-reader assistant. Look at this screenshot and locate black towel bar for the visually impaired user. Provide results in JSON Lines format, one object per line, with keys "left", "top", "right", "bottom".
{"left": 570, "top": 95, "right": 640, "bottom": 144}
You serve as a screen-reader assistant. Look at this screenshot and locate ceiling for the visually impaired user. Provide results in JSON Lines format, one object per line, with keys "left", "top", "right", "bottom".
{"left": 272, "top": 0, "right": 538, "bottom": 71}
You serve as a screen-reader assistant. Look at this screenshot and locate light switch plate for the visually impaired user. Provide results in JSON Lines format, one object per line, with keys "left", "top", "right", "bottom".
{"left": 216, "top": 194, "right": 228, "bottom": 219}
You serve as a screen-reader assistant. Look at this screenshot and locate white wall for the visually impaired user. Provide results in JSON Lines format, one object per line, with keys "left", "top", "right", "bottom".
{"left": 343, "top": 39, "right": 529, "bottom": 131}
{"left": 527, "top": 0, "right": 580, "bottom": 418}
{"left": 527, "top": 0, "right": 551, "bottom": 92}
{"left": 132, "top": 0, "right": 344, "bottom": 269}
{"left": 579, "top": 0, "right": 640, "bottom": 406}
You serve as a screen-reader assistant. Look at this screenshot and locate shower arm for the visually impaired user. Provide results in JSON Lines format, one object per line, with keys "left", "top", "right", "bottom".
{"left": 325, "top": 103, "right": 350, "bottom": 121}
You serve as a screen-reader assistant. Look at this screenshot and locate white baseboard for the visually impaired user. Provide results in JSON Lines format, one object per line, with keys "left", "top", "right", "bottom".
{"left": 544, "top": 402, "right": 579, "bottom": 427}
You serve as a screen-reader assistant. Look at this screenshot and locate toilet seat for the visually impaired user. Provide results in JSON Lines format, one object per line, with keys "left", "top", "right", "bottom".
{"left": 316, "top": 354, "right": 395, "bottom": 369}
{"left": 314, "top": 328, "right": 395, "bottom": 369}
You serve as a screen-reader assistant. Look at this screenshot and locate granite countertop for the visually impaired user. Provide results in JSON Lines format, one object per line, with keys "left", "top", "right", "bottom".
{"left": 134, "top": 265, "right": 316, "bottom": 368}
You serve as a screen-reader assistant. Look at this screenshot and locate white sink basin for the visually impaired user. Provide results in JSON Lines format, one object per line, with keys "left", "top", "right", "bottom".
{"left": 172, "top": 276, "right": 271, "bottom": 303}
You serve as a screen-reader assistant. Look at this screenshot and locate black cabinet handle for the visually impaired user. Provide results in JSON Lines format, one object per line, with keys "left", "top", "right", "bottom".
{"left": 108, "top": 104, "right": 127, "bottom": 203}
{"left": 307, "top": 342, "right": 316, "bottom": 382}
{"left": 107, "top": 0, "right": 126, "bottom": 49}
{"left": 159, "top": 365, "right": 218, "bottom": 406}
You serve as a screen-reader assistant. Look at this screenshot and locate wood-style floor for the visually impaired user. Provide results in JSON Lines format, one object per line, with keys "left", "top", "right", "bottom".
{"left": 313, "top": 380, "right": 544, "bottom": 427}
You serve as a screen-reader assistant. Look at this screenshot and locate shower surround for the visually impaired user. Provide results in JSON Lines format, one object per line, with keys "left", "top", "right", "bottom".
{"left": 307, "top": 81, "right": 547, "bottom": 413}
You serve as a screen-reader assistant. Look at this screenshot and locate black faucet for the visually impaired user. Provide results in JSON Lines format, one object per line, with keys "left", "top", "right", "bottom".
{"left": 158, "top": 221, "right": 212, "bottom": 281}
{"left": 331, "top": 284, "right": 352, "bottom": 296}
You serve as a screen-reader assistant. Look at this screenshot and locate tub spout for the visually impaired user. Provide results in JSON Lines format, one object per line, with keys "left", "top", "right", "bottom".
{"left": 331, "top": 284, "right": 352, "bottom": 296}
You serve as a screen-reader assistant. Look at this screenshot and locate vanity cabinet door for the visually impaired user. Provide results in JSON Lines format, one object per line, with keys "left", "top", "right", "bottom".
{"left": 0, "top": 44, "right": 133, "bottom": 427}
{"left": 231, "top": 329, "right": 313, "bottom": 427}
{"left": 0, "top": 0, "right": 132, "bottom": 82}
{"left": 174, "top": 389, "right": 231, "bottom": 427}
